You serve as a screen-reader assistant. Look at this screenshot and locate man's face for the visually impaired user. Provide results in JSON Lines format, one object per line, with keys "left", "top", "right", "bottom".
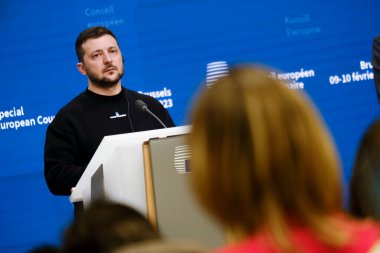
{"left": 78, "top": 34, "right": 124, "bottom": 88}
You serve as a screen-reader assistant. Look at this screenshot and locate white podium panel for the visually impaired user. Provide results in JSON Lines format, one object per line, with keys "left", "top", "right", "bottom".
{"left": 70, "top": 125, "right": 191, "bottom": 215}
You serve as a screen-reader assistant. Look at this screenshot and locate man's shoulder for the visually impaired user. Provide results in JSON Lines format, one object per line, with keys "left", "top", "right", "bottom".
{"left": 127, "top": 89, "right": 154, "bottom": 99}
{"left": 60, "top": 91, "right": 86, "bottom": 111}
{"left": 126, "top": 89, "right": 162, "bottom": 105}
{"left": 53, "top": 90, "right": 88, "bottom": 121}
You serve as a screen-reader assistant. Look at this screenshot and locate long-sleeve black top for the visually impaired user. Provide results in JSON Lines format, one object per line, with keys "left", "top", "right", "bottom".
{"left": 44, "top": 87, "right": 175, "bottom": 195}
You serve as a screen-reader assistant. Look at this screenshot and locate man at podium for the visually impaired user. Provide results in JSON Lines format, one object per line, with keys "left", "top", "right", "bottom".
{"left": 44, "top": 26, "right": 175, "bottom": 196}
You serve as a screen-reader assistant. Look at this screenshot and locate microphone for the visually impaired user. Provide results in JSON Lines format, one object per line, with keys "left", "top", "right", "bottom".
{"left": 135, "top": 99, "right": 167, "bottom": 128}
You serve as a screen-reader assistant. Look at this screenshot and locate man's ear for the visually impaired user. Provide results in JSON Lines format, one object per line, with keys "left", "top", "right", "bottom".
{"left": 76, "top": 62, "right": 87, "bottom": 76}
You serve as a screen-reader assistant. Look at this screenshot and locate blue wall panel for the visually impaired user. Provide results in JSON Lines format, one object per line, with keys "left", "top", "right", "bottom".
{"left": 0, "top": 0, "right": 379, "bottom": 252}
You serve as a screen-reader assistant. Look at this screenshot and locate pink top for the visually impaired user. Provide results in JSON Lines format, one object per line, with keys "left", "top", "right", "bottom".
{"left": 214, "top": 217, "right": 380, "bottom": 253}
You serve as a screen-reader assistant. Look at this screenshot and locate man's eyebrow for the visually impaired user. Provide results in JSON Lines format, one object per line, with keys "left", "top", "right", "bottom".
{"left": 89, "top": 49, "right": 103, "bottom": 55}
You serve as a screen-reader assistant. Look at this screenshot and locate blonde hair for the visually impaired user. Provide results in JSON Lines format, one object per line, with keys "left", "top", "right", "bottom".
{"left": 189, "top": 66, "right": 345, "bottom": 250}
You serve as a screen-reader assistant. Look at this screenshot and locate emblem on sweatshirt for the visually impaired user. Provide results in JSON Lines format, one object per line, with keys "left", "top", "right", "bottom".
{"left": 110, "top": 112, "right": 127, "bottom": 119}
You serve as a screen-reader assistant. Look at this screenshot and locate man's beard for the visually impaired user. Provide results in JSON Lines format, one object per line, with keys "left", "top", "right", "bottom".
{"left": 86, "top": 66, "right": 124, "bottom": 89}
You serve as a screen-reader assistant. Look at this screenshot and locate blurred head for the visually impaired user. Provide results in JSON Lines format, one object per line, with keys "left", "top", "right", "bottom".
{"left": 189, "top": 66, "right": 343, "bottom": 246}
{"left": 62, "top": 201, "right": 159, "bottom": 253}
{"left": 27, "top": 245, "right": 58, "bottom": 253}
{"left": 112, "top": 241, "right": 207, "bottom": 253}
{"left": 75, "top": 26, "right": 124, "bottom": 89}
{"left": 350, "top": 119, "right": 380, "bottom": 219}
{"left": 372, "top": 36, "right": 380, "bottom": 103}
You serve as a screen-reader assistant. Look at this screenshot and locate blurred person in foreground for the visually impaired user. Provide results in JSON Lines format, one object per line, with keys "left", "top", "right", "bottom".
{"left": 27, "top": 245, "right": 59, "bottom": 253}
{"left": 188, "top": 66, "right": 380, "bottom": 253}
{"left": 112, "top": 240, "right": 207, "bottom": 253}
{"left": 350, "top": 119, "right": 380, "bottom": 220}
{"left": 61, "top": 201, "right": 159, "bottom": 253}
{"left": 372, "top": 36, "right": 380, "bottom": 103}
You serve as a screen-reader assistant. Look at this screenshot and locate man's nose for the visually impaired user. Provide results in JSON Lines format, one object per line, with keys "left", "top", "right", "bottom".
{"left": 103, "top": 53, "right": 112, "bottom": 63}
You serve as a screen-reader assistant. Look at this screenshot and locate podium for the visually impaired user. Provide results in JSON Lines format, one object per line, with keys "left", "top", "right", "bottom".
{"left": 70, "top": 126, "right": 225, "bottom": 248}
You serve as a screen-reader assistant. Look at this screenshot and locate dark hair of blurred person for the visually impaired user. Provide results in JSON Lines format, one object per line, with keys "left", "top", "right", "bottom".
{"left": 188, "top": 66, "right": 380, "bottom": 253}
{"left": 27, "top": 245, "right": 59, "bottom": 253}
{"left": 372, "top": 36, "right": 380, "bottom": 103}
{"left": 112, "top": 240, "right": 207, "bottom": 253}
{"left": 350, "top": 119, "right": 380, "bottom": 219}
{"left": 61, "top": 201, "right": 159, "bottom": 253}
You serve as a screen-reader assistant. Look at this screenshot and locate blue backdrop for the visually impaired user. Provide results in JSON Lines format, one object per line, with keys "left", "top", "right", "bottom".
{"left": 1, "top": 0, "right": 379, "bottom": 252}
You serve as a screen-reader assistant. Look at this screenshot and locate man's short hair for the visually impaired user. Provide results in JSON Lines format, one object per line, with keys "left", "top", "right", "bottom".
{"left": 75, "top": 26, "right": 119, "bottom": 62}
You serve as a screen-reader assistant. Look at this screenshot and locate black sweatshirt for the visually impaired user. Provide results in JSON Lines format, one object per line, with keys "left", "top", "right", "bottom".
{"left": 44, "top": 87, "right": 175, "bottom": 195}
